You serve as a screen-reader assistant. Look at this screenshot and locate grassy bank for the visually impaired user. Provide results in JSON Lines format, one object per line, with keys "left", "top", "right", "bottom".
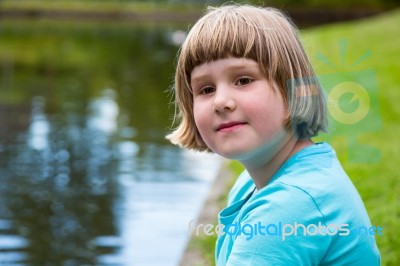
{"left": 304, "top": 8, "right": 400, "bottom": 265}
{"left": 182, "top": 8, "right": 400, "bottom": 266}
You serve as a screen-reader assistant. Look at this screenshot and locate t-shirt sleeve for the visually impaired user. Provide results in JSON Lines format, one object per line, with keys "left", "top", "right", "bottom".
{"left": 225, "top": 183, "right": 331, "bottom": 266}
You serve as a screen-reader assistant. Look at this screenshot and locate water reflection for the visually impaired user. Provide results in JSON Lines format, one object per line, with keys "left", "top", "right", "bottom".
{"left": 87, "top": 89, "right": 119, "bottom": 135}
{"left": 115, "top": 150, "right": 221, "bottom": 266}
{"left": 0, "top": 87, "right": 221, "bottom": 265}
{"left": 0, "top": 23, "right": 221, "bottom": 265}
{"left": 28, "top": 97, "right": 50, "bottom": 151}
{"left": 0, "top": 89, "right": 120, "bottom": 265}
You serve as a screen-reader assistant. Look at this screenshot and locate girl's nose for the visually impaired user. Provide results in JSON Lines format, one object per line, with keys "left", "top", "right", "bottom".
{"left": 212, "top": 87, "right": 236, "bottom": 113}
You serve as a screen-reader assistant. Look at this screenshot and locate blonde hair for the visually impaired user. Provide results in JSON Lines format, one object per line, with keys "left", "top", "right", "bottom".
{"left": 167, "top": 4, "right": 327, "bottom": 152}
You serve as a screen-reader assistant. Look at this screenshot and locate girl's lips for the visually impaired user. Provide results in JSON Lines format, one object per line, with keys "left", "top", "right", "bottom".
{"left": 217, "top": 122, "right": 247, "bottom": 132}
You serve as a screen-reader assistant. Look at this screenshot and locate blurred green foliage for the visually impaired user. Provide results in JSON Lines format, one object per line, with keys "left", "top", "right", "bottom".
{"left": 0, "top": 0, "right": 398, "bottom": 11}
{"left": 253, "top": 0, "right": 399, "bottom": 9}
{"left": 0, "top": 19, "right": 184, "bottom": 143}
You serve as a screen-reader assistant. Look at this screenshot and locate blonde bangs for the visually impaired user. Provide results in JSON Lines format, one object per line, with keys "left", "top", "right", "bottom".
{"left": 183, "top": 9, "right": 258, "bottom": 73}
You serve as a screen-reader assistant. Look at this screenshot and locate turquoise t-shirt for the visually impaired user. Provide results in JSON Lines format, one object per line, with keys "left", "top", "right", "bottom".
{"left": 216, "top": 142, "right": 381, "bottom": 265}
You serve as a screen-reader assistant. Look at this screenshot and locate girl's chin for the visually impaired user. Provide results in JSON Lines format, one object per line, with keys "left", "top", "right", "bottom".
{"left": 224, "top": 139, "right": 288, "bottom": 164}
{"left": 215, "top": 147, "right": 257, "bottom": 161}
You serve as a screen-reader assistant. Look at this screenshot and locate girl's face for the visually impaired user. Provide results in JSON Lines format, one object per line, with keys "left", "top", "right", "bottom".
{"left": 191, "top": 57, "right": 289, "bottom": 164}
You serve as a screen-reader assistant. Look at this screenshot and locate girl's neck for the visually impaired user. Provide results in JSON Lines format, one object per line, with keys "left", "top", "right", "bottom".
{"left": 242, "top": 138, "right": 313, "bottom": 190}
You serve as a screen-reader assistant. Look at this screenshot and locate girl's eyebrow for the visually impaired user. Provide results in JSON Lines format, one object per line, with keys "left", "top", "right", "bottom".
{"left": 225, "top": 62, "right": 261, "bottom": 75}
{"left": 191, "top": 74, "right": 209, "bottom": 87}
{"left": 191, "top": 63, "right": 260, "bottom": 84}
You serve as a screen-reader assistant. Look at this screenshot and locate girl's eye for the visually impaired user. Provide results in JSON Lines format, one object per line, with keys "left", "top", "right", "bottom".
{"left": 201, "top": 87, "right": 215, "bottom": 95}
{"left": 236, "top": 77, "right": 252, "bottom": 86}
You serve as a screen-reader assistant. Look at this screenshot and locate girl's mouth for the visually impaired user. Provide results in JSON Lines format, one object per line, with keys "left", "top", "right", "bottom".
{"left": 217, "top": 122, "right": 247, "bottom": 132}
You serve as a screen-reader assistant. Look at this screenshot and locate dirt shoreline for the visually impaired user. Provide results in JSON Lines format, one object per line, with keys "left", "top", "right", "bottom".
{"left": 179, "top": 160, "right": 234, "bottom": 266}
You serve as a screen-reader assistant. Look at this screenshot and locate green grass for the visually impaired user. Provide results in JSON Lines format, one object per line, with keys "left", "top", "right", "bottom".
{"left": 189, "top": 9, "right": 400, "bottom": 266}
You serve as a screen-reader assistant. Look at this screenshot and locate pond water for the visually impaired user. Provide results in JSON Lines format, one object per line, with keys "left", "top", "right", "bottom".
{"left": 0, "top": 21, "right": 221, "bottom": 265}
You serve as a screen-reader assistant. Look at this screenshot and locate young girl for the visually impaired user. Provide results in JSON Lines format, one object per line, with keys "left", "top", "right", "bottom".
{"left": 167, "top": 4, "right": 380, "bottom": 265}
